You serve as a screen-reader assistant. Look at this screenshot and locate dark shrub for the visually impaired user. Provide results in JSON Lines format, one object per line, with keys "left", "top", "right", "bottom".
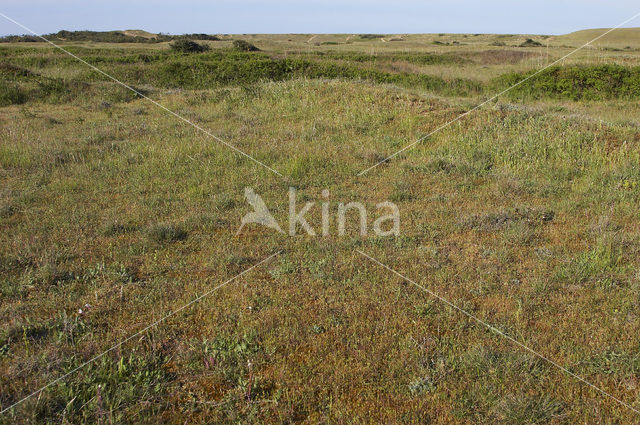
{"left": 0, "top": 82, "right": 27, "bottom": 106}
{"left": 36, "top": 79, "right": 91, "bottom": 104}
{"left": 359, "top": 34, "right": 385, "bottom": 40}
{"left": 176, "top": 33, "right": 220, "bottom": 41}
{"left": 0, "top": 63, "right": 33, "bottom": 79}
{"left": 102, "top": 220, "right": 137, "bottom": 236}
{"left": 494, "top": 64, "right": 640, "bottom": 100}
{"left": 0, "top": 34, "right": 40, "bottom": 42}
{"left": 170, "top": 39, "right": 210, "bottom": 53}
{"left": 232, "top": 40, "right": 260, "bottom": 52}
{"left": 145, "top": 53, "right": 480, "bottom": 96}
{"left": 519, "top": 38, "right": 543, "bottom": 47}
{"left": 146, "top": 224, "right": 188, "bottom": 243}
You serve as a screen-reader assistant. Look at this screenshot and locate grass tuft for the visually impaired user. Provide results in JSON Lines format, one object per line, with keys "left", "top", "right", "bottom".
{"left": 145, "top": 223, "right": 188, "bottom": 243}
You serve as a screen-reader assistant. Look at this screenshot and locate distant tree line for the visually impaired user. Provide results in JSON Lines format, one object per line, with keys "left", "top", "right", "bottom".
{"left": 0, "top": 30, "right": 220, "bottom": 43}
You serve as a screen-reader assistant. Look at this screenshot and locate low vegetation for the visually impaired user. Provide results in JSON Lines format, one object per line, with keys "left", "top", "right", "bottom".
{"left": 0, "top": 30, "right": 221, "bottom": 44}
{"left": 170, "top": 39, "right": 211, "bottom": 53}
{"left": 232, "top": 39, "right": 260, "bottom": 52}
{"left": 519, "top": 38, "right": 544, "bottom": 47}
{"left": 496, "top": 64, "right": 640, "bottom": 100}
{"left": 3, "top": 45, "right": 639, "bottom": 106}
{"left": 1, "top": 31, "right": 640, "bottom": 423}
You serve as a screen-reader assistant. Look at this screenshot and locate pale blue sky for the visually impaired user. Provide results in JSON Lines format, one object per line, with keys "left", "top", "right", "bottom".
{"left": 1, "top": 1, "right": 639, "bottom": 36}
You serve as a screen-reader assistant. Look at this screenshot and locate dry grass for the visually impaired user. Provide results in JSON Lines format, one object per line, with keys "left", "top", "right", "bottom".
{"left": 1, "top": 32, "right": 640, "bottom": 423}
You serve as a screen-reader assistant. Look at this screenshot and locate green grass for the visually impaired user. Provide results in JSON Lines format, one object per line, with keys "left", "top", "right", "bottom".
{"left": 1, "top": 32, "right": 640, "bottom": 424}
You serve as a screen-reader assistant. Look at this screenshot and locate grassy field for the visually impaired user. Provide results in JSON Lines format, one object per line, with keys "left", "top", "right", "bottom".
{"left": 2, "top": 29, "right": 640, "bottom": 423}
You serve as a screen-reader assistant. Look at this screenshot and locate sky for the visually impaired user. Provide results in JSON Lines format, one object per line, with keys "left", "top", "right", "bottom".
{"left": 0, "top": 0, "right": 639, "bottom": 37}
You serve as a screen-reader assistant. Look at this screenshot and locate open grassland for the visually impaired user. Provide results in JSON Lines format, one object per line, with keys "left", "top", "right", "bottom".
{"left": 2, "top": 30, "right": 640, "bottom": 423}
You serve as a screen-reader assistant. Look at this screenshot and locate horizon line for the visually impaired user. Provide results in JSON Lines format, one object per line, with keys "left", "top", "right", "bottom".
{"left": 2, "top": 26, "right": 640, "bottom": 38}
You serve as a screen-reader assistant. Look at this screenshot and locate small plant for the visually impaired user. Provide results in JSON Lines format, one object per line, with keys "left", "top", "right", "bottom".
{"left": 146, "top": 223, "right": 188, "bottom": 243}
{"left": 232, "top": 39, "right": 260, "bottom": 52}
{"left": 389, "top": 181, "right": 415, "bottom": 202}
{"left": 101, "top": 220, "right": 137, "bottom": 236}
{"left": 409, "top": 376, "right": 435, "bottom": 395}
{"left": 495, "top": 394, "right": 564, "bottom": 424}
{"left": 170, "top": 39, "right": 210, "bottom": 53}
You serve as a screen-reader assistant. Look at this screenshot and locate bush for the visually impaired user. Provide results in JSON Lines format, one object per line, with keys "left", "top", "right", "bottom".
{"left": 519, "top": 38, "right": 543, "bottom": 47}
{"left": 359, "top": 34, "right": 385, "bottom": 40}
{"left": 0, "top": 82, "right": 27, "bottom": 106}
{"left": 175, "top": 33, "right": 219, "bottom": 41}
{"left": 146, "top": 224, "right": 188, "bottom": 243}
{"left": 494, "top": 64, "right": 640, "bottom": 100}
{"left": 319, "top": 51, "right": 467, "bottom": 66}
{"left": 0, "top": 30, "right": 222, "bottom": 44}
{"left": 170, "top": 39, "right": 210, "bottom": 53}
{"left": 0, "top": 63, "right": 33, "bottom": 79}
{"left": 0, "top": 34, "right": 40, "bottom": 42}
{"left": 232, "top": 40, "right": 260, "bottom": 52}
{"left": 4, "top": 30, "right": 167, "bottom": 43}
{"left": 36, "top": 79, "right": 91, "bottom": 103}
{"left": 141, "top": 52, "right": 480, "bottom": 96}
